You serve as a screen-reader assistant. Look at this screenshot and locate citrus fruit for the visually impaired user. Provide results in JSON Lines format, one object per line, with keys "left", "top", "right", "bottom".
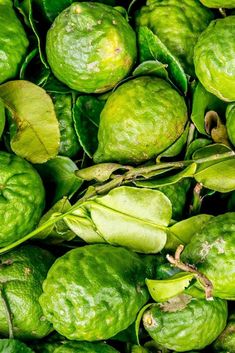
{"left": 226, "top": 103, "right": 235, "bottom": 147}
{"left": 46, "top": 2, "right": 137, "bottom": 93}
{"left": 93, "top": 76, "right": 188, "bottom": 164}
{"left": 39, "top": 244, "right": 150, "bottom": 341}
{"left": 0, "top": 245, "right": 54, "bottom": 339}
{"left": 194, "top": 16, "right": 235, "bottom": 102}
{"left": 135, "top": 0, "right": 214, "bottom": 76}
{"left": 0, "top": 339, "right": 34, "bottom": 352}
{"left": 200, "top": 0, "right": 235, "bottom": 8}
{"left": 0, "top": 0, "right": 29, "bottom": 84}
{"left": 0, "top": 151, "right": 45, "bottom": 247}
{"left": 182, "top": 213, "right": 235, "bottom": 299}
{"left": 143, "top": 294, "right": 227, "bottom": 351}
{"left": 213, "top": 313, "right": 235, "bottom": 352}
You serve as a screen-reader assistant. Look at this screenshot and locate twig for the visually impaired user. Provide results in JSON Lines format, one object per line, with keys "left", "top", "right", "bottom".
{"left": 166, "top": 245, "right": 214, "bottom": 300}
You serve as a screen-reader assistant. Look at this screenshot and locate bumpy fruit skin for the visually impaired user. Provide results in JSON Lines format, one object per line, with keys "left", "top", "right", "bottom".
{"left": 0, "top": 0, "right": 29, "bottom": 84}
{"left": 0, "top": 245, "right": 54, "bottom": 339}
{"left": 40, "top": 244, "right": 149, "bottom": 341}
{"left": 143, "top": 294, "right": 227, "bottom": 352}
{"left": 182, "top": 213, "right": 235, "bottom": 299}
{"left": 194, "top": 16, "right": 235, "bottom": 102}
{"left": 200, "top": 0, "right": 235, "bottom": 8}
{"left": 136, "top": 0, "right": 214, "bottom": 76}
{"left": 226, "top": 103, "right": 235, "bottom": 147}
{"left": 94, "top": 76, "right": 187, "bottom": 164}
{"left": 46, "top": 2, "right": 137, "bottom": 93}
{"left": 213, "top": 313, "right": 235, "bottom": 352}
{"left": 0, "top": 152, "right": 45, "bottom": 247}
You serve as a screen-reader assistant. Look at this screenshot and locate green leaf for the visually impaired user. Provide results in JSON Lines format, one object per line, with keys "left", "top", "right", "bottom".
{"left": 15, "top": 0, "right": 49, "bottom": 68}
{"left": 185, "top": 138, "right": 212, "bottom": 160}
{"left": 131, "top": 345, "right": 149, "bottom": 353}
{"left": 133, "top": 60, "right": 168, "bottom": 80}
{"left": 166, "top": 214, "right": 214, "bottom": 251}
{"left": 76, "top": 163, "right": 131, "bottom": 182}
{"left": 146, "top": 273, "right": 195, "bottom": 302}
{"left": 0, "top": 80, "right": 60, "bottom": 163}
{"left": 0, "top": 97, "right": 5, "bottom": 138}
{"left": 191, "top": 82, "right": 227, "bottom": 135}
{"left": 36, "top": 197, "right": 76, "bottom": 243}
{"left": 0, "top": 339, "right": 34, "bottom": 353}
{"left": 135, "top": 303, "right": 153, "bottom": 345}
{"left": 138, "top": 26, "right": 188, "bottom": 94}
{"left": 156, "top": 123, "right": 189, "bottom": 161}
{"left": 35, "top": 156, "right": 83, "bottom": 203}
{"left": 195, "top": 157, "right": 235, "bottom": 193}
{"left": 19, "top": 48, "right": 38, "bottom": 80}
{"left": 73, "top": 95, "right": 105, "bottom": 158}
{"left": 135, "top": 163, "right": 196, "bottom": 188}
{"left": 81, "top": 186, "right": 172, "bottom": 253}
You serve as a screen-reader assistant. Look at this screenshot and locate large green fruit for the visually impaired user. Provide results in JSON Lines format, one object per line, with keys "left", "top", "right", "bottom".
{"left": 194, "top": 16, "right": 235, "bottom": 102}
{"left": 143, "top": 294, "right": 227, "bottom": 352}
{"left": 40, "top": 244, "right": 150, "bottom": 341}
{"left": 200, "top": 0, "right": 235, "bottom": 8}
{"left": 0, "top": 151, "right": 45, "bottom": 247}
{"left": 0, "top": 245, "right": 54, "bottom": 339}
{"left": 46, "top": 2, "right": 137, "bottom": 93}
{"left": 136, "top": 0, "right": 213, "bottom": 76}
{"left": 0, "top": 0, "right": 29, "bottom": 84}
{"left": 213, "top": 313, "right": 235, "bottom": 352}
{"left": 182, "top": 213, "right": 235, "bottom": 299}
{"left": 94, "top": 76, "right": 187, "bottom": 164}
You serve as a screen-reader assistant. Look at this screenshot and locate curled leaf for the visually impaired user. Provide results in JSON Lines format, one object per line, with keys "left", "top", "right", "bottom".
{"left": 76, "top": 163, "right": 131, "bottom": 182}
{"left": 146, "top": 272, "right": 195, "bottom": 302}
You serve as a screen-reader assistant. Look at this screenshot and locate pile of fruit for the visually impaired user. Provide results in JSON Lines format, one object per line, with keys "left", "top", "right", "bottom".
{"left": 0, "top": 0, "right": 235, "bottom": 352}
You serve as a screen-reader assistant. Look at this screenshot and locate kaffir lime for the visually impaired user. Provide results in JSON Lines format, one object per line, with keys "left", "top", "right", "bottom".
{"left": 94, "top": 76, "right": 187, "bottom": 164}
{"left": 46, "top": 2, "right": 137, "bottom": 93}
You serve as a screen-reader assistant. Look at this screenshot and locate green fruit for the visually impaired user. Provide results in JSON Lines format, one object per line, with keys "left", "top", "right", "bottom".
{"left": 194, "top": 16, "right": 235, "bottom": 102}
{"left": 143, "top": 294, "right": 227, "bottom": 352}
{"left": 182, "top": 213, "right": 235, "bottom": 299}
{"left": 94, "top": 76, "right": 187, "bottom": 164}
{"left": 40, "top": 244, "right": 150, "bottom": 341}
{"left": 52, "top": 94, "right": 80, "bottom": 158}
{"left": 46, "top": 2, "right": 137, "bottom": 93}
{"left": 213, "top": 313, "right": 235, "bottom": 352}
{"left": 200, "top": 0, "right": 235, "bottom": 8}
{"left": 0, "top": 0, "right": 29, "bottom": 84}
{"left": 0, "top": 245, "right": 54, "bottom": 339}
{"left": 0, "top": 339, "right": 34, "bottom": 353}
{"left": 0, "top": 151, "right": 45, "bottom": 247}
{"left": 226, "top": 103, "right": 235, "bottom": 147}
{"left": 136, "top": 0, "right": 213, "bottom": 76}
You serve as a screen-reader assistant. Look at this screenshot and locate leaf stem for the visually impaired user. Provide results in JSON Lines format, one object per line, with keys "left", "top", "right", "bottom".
{"left": 166, "top": 245, "right": 213, "bottom": 300}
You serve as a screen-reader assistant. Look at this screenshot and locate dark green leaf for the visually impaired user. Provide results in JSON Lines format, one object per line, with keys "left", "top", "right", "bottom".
{"left": 73, "top": 95, "right": 105, "bottom": 158}
{"left": 0, "top": 339, "right": 34, "bottom": 353}
{"left": 0, "top": 80, "right": 60, "bottom": 163}
{"left": 138, "top": 26, "right": 188, "bottom": 94}
{"left": 19, "top": 48, "right": 38, "bottom": 80}
{"left": 35, "top": 156, "right": 83, "bottom": 203}
{"left": 185, "top": 138, "right": 212, "bottom": 160}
